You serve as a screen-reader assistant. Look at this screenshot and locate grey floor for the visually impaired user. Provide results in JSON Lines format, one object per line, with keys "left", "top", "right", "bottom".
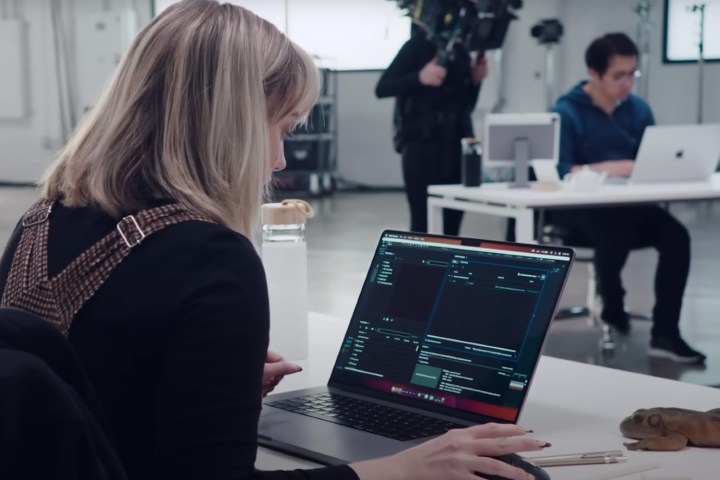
{"left": 2, "top": 186, "right": 719, "bottom": 387}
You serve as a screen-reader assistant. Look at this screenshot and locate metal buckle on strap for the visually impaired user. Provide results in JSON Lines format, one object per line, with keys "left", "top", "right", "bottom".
{"left": 22, "top": 204, "right": 53, "bottom": 227}
{"left": 116, "top": 215, "right": 146, "bottom": 248}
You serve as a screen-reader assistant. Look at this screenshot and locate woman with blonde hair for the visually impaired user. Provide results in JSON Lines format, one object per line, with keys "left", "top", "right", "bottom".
{"left": 0, "top": 1, "right": 547, "bottom": 479}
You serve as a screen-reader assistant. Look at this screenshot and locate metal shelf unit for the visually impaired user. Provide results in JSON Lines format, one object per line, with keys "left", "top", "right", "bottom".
{"left": 275, "top": 69, "right": 338, "bottom": 196}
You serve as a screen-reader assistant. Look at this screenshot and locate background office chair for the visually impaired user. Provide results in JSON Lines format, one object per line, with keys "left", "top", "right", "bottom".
{"left": 537, "top": 211, "right": 651, "bottom": 354}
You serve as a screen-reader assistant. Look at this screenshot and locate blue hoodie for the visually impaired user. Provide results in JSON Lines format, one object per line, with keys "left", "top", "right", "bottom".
{"left": 553, "top": 81, "right": 655, "bottom": 177}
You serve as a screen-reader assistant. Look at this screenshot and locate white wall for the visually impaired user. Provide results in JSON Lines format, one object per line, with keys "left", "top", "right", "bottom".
{"left": 0, "top": 0, "right": 151, "bottom": 184}
{"left": 1, "top": 0, "right": 718, "bottom": 184}
{"left": 336, "top": 72, "right": 402, "bottom": 187}
{"left": 493, "top": 0, "right": 562, "bottom": 113}
{"left": 155, "top": 0, "right": 411, "bottom": 71}
{"left": 0, "top": 1, "right": 62, "bottom": 183}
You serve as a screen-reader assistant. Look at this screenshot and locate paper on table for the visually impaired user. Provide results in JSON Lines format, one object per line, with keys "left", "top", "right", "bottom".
{"left": 579, "top": 463, "right": 661, "bottom": 480}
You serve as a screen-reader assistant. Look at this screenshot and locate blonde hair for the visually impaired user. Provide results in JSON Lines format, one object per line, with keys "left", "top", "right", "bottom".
{"left": 41, "top": 0, "right": 320, "bottom": 237}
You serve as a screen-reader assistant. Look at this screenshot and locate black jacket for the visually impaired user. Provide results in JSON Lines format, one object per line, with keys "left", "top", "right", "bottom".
{"left": 376, "top": 33, "right": 480, "bottom": 143}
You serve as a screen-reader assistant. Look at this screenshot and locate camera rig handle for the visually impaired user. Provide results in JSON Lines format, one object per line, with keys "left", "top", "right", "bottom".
{"left": 436, "top": 25, "right": 463, "bottom": 66}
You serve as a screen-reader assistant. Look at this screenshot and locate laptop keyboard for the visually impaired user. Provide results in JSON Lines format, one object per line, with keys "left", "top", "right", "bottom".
{"left": 265, "top": 392, "right": 465, "bottom": 441}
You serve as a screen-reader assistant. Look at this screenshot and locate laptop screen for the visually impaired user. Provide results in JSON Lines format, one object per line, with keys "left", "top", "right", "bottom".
{"left": 329, "top": 230, "right": 573, "bottom": 423}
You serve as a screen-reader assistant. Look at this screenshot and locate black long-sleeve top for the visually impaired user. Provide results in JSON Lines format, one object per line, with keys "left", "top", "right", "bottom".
{"left": 376, "top": 33, "right": 480, "bottom": 119}
{"left": 0, "top": 202, "right": 358, "bottom": 480}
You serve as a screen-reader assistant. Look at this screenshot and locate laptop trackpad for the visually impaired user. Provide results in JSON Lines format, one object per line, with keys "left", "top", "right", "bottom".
{"left": 258, "top": 408, "right": 421, "bottom": 463}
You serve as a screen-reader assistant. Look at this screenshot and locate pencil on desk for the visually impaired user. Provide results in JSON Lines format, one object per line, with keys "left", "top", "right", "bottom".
{"left": 529, "top": 450, "right": 625, "bottom": 467}
{"left": 532, "top": 456, "right": 626, "bottom": 467}
{"left": 581, "top": 463, "right": 661, "bottom": 480}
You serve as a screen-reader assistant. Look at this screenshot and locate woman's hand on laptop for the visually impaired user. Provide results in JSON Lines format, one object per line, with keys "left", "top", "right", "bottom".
{"left": 349, "top": 423, "right": 549, "bottom": 480}
{"left": 262, "top": 350, "right": 302, "bottom": 397}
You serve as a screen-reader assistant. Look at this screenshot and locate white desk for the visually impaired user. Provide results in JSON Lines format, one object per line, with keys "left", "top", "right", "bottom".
{"left": 257, "top": 313, "right": 720, "bottom": 479}
{"left": 427, "top": 174, "right": 720, "bottom": 243}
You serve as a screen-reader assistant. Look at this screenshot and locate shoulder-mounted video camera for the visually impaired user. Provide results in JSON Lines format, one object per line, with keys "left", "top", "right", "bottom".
{"left": 391, "top": 0, "right": 523, "bottom": 63}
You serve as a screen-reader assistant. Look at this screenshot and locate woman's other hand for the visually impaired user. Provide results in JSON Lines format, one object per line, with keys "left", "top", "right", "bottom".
{"left": 262, "top": 350, "right": 302, "bottom": 397}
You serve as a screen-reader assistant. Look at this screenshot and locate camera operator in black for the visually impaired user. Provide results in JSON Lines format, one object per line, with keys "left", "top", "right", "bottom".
{"left": 376, "top": 31, "right": 488, "bottom": 235}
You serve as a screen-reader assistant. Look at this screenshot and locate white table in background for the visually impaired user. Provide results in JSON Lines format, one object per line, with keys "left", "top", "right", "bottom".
{"left": 427, "top": 174, "right": 720, "bottom": 243}
{"left": 257, "top": 312, "right": 720, "bottom": 479}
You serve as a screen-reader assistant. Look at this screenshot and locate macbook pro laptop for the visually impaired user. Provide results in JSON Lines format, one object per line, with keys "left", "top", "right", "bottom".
{"left": 628, "top": 124, "right": 720, "bottom": 184}
{"left": 258, "top": 230, "right": 574, "bottom": 464}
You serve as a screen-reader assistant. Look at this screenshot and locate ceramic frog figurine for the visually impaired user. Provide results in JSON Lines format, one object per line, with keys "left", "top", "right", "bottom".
{"left": 620, "top": 407, "right": 720, "bottom": 451}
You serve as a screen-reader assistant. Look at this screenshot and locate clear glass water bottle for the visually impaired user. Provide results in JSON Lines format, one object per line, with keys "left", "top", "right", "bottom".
{"left": 261, "top": 199, "right": 315, "bottom": 360}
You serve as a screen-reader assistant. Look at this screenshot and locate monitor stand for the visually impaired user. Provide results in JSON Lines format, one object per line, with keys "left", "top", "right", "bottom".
{"left": 510, "top": 138, "right": 530, "bottom": 188}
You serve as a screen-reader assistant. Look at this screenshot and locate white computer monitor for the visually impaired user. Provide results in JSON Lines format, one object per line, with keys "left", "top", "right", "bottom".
{"left": 484, "top": 112, "right": 560, "bottom": 188}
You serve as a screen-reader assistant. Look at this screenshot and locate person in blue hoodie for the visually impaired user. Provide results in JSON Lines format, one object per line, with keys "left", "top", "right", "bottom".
{"left": 552, "top": 33, "right": 705, "bottom": 364}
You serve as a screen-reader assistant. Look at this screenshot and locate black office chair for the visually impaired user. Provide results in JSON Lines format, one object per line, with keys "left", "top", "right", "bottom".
{"left": 537, "top": 212, "right": 651, "bottom": 354}
{"left": 0, "top": 308, "right": 129, "bottom": 479}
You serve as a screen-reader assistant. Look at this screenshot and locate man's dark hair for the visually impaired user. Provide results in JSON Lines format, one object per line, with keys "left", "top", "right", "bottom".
{"left": 585, "top": 33, "right": 638, "bottom": 76}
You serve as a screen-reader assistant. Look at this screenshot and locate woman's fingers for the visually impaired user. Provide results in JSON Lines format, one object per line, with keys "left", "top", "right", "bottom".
{"left": 463, "top": 423, "right": 532, "bottom": 439}
{"left": 261, "top": 359, "right": 302, "bottom": 397}
{"left": 263, "top": 360, "right": 302, "bottom": 380}
{"left": 452, "top": 424, "right": 550, "bottom": 461}
{"left": 469, "top": 437, "right": 549, "bottom": 458}
{"left": 364, "top": 423, "right": 547, "bottom": 480}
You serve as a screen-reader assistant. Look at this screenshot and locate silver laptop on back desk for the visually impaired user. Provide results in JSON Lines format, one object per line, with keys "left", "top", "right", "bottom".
{"left": 258, "top": 230, "right": 574, "bottom": 465}
{"left": 629, "top": 124, "right": 720, "bottom": 184}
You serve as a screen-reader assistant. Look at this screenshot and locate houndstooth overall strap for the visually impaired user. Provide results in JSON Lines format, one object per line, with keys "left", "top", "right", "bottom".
{"left": 0, "top": 198, "right": 55, "bottom": 315}
{"left": 1, "top": 200, "right": 212, "bottom": 335}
